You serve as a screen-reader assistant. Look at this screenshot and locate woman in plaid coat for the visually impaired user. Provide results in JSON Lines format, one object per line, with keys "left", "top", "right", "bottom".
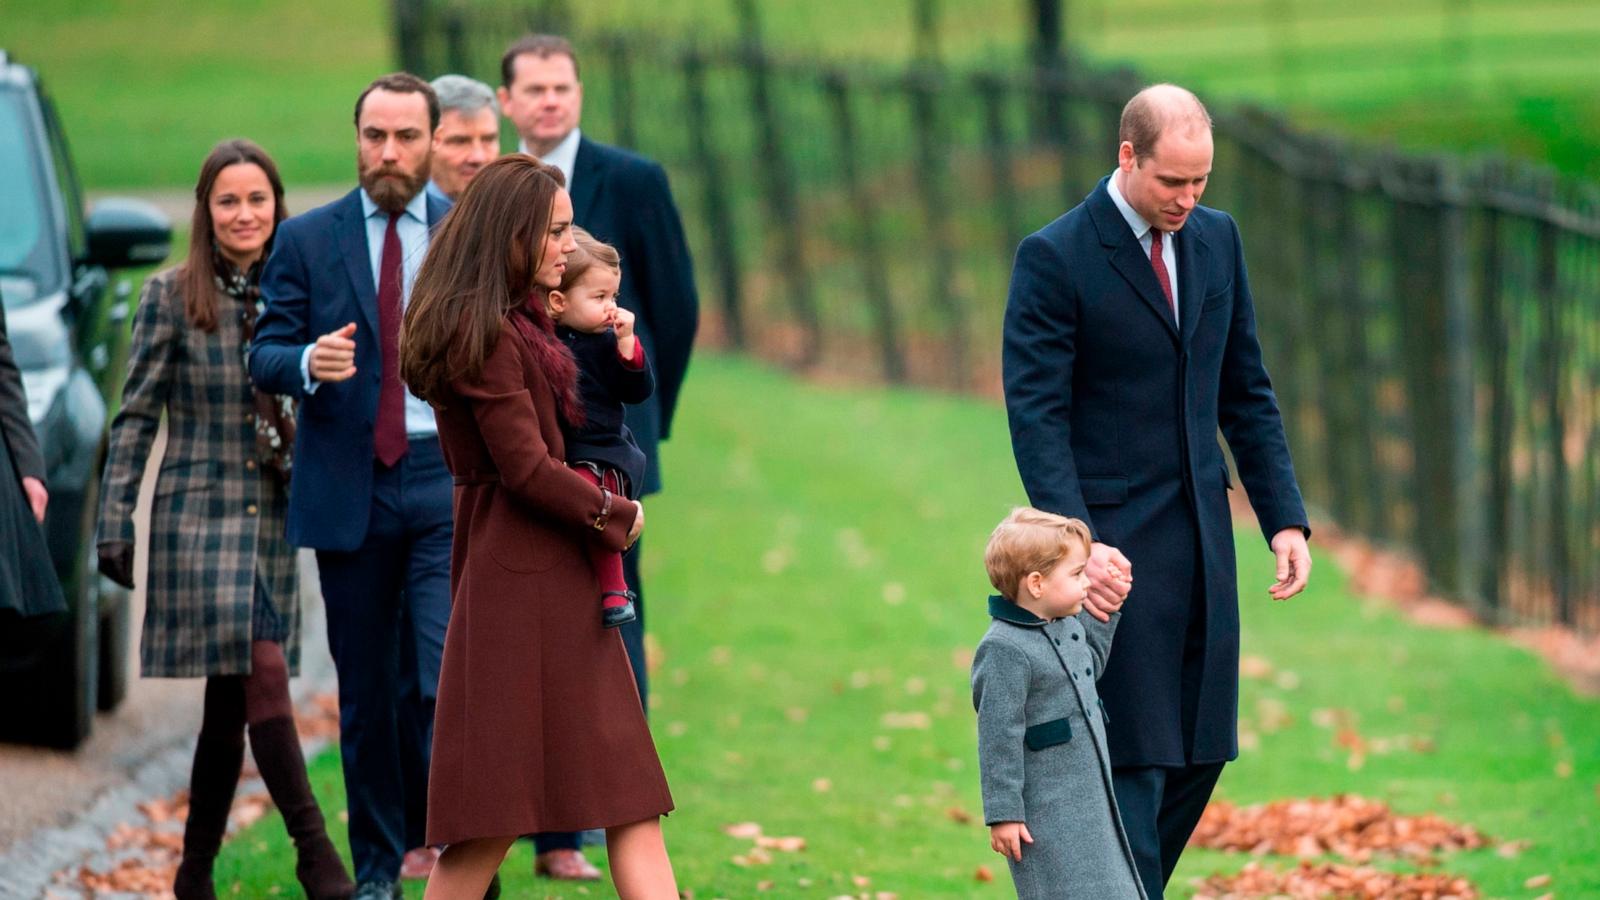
{"left": 96, "top": 140, "right": 352, "bottom": 900}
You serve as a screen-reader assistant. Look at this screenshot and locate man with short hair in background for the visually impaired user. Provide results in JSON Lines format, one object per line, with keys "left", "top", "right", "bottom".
{"left": 426, "top": 74, "right": 501, "bottom": 203}
{"left": 496, "top": 32, "right": 699, "bottom": 883}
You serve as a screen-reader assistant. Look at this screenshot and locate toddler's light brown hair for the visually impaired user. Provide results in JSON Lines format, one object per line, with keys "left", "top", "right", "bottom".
{"left": 556, "top": 225, "right": 621, "bottom": 294}
{"left": 984, "top": 507, "right": 1092, "bottom": 600}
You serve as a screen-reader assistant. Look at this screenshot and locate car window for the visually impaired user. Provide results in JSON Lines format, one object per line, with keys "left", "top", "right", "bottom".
{"left": 0, "top": 86, "right": 62, "bottom": 306}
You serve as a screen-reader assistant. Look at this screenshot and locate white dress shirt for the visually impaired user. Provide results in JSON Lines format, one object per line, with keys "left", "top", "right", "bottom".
{"left": 519, "top": 127, "right": 582, "bottom": 194}
{"left": 300, "top": 188, "right": 437, "bottom": 436}
{"left": 1107, "top": 170, "right": 1180, "bottom": 321}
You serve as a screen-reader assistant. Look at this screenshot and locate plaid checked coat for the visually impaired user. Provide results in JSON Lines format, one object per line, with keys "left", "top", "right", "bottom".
{"left": 98, "top": 267, "right": 300, "bottom": 677}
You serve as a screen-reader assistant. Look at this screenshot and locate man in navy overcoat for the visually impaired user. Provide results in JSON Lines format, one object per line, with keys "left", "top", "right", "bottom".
{"left": 250, "top": 74, "right": 454, "bottom": 898}
{"left": 1002, "top": 84, "right": 1313, "bottom": 899}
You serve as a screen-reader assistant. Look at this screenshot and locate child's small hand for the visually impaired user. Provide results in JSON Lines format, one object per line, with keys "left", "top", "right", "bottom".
{"left": 989, "top": 821, "right": 1033, "bottom": 862}
{"left": 612, "top": 307, "right": 636, "bottom": 341}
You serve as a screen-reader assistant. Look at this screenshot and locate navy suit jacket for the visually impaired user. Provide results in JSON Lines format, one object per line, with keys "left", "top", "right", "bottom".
{"left": 568, "top": 137, "right": 698, "bottom": 496}
{"left": 249, "top": 188, "right": 451, "bottom": 551}
{"left": 1002, "top": 176, "right": 1307, "bottom": 767}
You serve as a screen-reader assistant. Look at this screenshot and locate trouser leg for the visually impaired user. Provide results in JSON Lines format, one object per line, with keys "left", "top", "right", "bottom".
{"left": 1111, "top": 765, "right": 1167, "bottom": 899}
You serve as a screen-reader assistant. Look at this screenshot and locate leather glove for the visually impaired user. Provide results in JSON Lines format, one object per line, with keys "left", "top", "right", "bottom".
{"left": 97, "top": 540, "right": 135, "bottom": 590}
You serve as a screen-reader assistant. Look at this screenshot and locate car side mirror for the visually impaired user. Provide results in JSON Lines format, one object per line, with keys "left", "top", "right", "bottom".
{"left": 85, "top": 198, "right": 173, "bottom": 270}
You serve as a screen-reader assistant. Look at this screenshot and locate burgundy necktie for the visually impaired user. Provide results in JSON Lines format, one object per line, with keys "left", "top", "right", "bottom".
{"left": 1149, "top": 227, "right": 1175, "bottom": 320}
{"left": 373, "top": 213, "right": 408, "bottom": 467}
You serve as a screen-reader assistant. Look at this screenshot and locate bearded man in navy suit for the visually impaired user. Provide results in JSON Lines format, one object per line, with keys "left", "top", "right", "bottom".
{"left": 1002, "top": 84, "right": 1313, "bottom": 899}
{"left": 250, "top": 73, "right": 459, "bottom": 900}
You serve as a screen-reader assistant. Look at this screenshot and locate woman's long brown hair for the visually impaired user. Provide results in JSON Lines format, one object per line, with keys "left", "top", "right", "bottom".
{"left": 181, "top": 139, "right": 287, "bottom": 331}
{"left": 401, "top": 155, "right": 578, "bottom": 413}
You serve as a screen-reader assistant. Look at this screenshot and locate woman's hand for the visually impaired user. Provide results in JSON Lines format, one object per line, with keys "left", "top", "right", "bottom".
{"left": 626, "top": 501, "right": 644, "bottom": 548}
{"left": 21, "top": 476, "right": 47, "bottom": 523}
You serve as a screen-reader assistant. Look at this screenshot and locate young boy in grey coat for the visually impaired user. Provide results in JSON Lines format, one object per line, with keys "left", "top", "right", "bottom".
{"left": 972, "top": 507, "right": 1148, "bottom": 899}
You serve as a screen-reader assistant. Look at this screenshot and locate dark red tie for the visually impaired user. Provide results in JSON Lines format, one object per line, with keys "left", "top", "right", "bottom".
{"left": 373, "top": 213, "right": 408, "bottom": 467}
{"left": 1149, "top": 227, "right": 1175, "bottom": 320}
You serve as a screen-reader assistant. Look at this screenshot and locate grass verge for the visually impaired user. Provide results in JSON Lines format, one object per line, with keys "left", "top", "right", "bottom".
{"left": 214, "top": 353, "right": 1598, "bottom": 898}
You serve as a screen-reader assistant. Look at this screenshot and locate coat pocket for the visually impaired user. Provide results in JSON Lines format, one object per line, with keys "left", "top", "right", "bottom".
{"left": 1078, "top": 476, "right": 1128, "bottom": 507}
{"left": 1024, "top": 717, "right": 1073, "bottom": 750}
{"left": 153, "top": 459, "right": 217, "bottom": 498}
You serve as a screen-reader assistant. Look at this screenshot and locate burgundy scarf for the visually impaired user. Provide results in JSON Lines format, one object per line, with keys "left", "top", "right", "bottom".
{"left": 509, "top": 291, "right": 585, "bottom": 427}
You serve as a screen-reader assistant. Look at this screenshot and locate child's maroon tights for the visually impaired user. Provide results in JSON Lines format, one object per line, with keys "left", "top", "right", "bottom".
{"left": 575, "top": 464, "right": 630, "bottom": 608}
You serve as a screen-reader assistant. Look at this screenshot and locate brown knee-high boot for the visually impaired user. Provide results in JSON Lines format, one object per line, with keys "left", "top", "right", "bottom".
{"left": 174, "top": 679, "right": 246, "bottom": 900}
{"left": 249, "top": 715, "right": 354, "bottom": 898}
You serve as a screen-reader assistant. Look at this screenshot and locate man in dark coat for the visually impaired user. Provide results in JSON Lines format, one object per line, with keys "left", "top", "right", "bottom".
{"left": 1001, "top": 83, "right": 1312, "bottom": 899}
{"left": 0, "top": 292, "right": 64, "bottom": 614}
{"left": 250, "top": 73, "right": 456, "bottom": 899}
{"left": 496, "top": 33, "right": 699, "bottom": 882}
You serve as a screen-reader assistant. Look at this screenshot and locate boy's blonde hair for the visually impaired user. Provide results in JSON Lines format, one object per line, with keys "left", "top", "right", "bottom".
{"left": 984, "top": 507, "right": 1092, "bottom": 600}
{"left": 557, "top": 225, "right": 621, "bottom": 294}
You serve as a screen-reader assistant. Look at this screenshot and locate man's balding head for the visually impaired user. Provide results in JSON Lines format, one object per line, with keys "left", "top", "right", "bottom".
{"left": 1119, "top": 84, "right": 1212, "bottom": 162}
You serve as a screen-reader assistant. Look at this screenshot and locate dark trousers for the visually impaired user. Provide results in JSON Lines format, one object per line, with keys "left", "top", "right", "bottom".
{"left": 1112, "top": 762, "right": 1225, "bottom": 899}
{"left": 315, "top": 437, "right": 453, "bottom": 883}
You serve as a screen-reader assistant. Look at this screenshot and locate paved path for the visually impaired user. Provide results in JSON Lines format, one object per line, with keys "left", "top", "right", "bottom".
{"left": 0, "top": 425, "right": 337, "bottom": 899}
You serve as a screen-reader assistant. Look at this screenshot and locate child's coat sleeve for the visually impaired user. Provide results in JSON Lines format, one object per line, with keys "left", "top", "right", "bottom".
{"left": 972, "top": 636, "right": 1030, "bottom": 825}
{"left": 1078, "top": 610, "right": 1121, "bottom": 678}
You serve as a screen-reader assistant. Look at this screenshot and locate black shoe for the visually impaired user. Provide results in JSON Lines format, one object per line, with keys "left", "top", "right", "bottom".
{"left": 485, "top": 872, "right": 502, "bottom": 899}
{"left": 602, "top": 591, "right": 637, "bottom": 628}
{"left": 351, "top": 881, "right": 402, "bottom": 900}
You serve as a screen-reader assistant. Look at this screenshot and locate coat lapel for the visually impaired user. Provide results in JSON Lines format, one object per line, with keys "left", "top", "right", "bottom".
{"left": 332, "top": 191, "right": 379, "bottom": 335}
{"left": 570, "top": 137, "right": 604, "bottom": 226}
{"left": 1177, "top": 218, "right": 1211, "bottom": 346}
{"left": 1088, "top": 179, "right": 1178, "bottom": 342}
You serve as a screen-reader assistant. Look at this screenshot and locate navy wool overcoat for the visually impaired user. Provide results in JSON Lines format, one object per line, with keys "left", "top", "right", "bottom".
{"left": 1002, "top": 177, "right": 1308, "bottom": 767}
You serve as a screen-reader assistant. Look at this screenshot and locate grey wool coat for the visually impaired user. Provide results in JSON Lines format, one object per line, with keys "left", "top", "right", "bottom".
{"left": 972, "top": 595, "right": 1147, "bottom": 900}
{"left": 98, "top": 267, "right": 300, "bottom": 677}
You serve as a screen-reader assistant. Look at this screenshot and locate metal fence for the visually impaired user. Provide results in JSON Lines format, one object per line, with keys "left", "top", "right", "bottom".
{"left": 395, "top": 0, "right": 1600, "bottom": 634}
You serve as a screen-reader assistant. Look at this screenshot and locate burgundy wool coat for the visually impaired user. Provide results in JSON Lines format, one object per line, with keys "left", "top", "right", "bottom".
{"left": 425, "top": 321, "right": 673, "bottom": 846}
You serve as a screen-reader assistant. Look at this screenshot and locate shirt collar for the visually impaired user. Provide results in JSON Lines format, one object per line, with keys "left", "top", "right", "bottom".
{"left": 988, "top": 594, "right": 1048, "bottom": 628}
{"left": 519, "top": 127, "right": 582, "bottom": 185}
{"left": 1106, "top": 169, "right": 1155, "bottom": 241}
{"left": 360, "top": 186, "right": 430, "bottom": 225}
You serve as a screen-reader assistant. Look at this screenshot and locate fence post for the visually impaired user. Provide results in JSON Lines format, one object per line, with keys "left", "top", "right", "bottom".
{"left": 393, "top": 0, "right": 427, "bottom": 72}
{"left": 975, "top": 72, "right": 1023, "bottom": 268}
{"left": 1439, "top": 159, "right": 1482, "bottom": 611}
{"left": 736, "top": 0, "right": 821, "bottom": 365}
{"left": 1029, "top": 0, "right": 1067, "bottom": 144}
{"left": 606, "top": 34, "right": 639, "bottom": 151}
{"left": 444, "top": 10, "right": 468, "bottom": 76}
{"left": 1477, "top": 161, "right": 1509, "bottom": 621}
{"left": 825, "top": 70, "right": 905, "bottom": 383}
{"left": 1534, "top": 178, "right": 1572, "bottom": 625}
{"left": 682, "top": 46, "right": 745, "bottom": 350}
{"left": 907, "top": 57, "right": 969, "bottom": 387}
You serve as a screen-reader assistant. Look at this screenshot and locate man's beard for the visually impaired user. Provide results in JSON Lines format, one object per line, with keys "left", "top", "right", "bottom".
{"left": 359, "top": 157, "right": 431, "bottom": 213}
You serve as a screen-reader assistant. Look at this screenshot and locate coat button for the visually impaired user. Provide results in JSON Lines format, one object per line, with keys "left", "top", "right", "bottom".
{"left": 244, "top": 412, "right": 253, "bottom": 422}
{"left": 245, "top": 460, "right": 257, "bottom": 470}
{"left": 1053, "top": 638, "right": 1061, "bottom": 645}
{"left": 1084, "top": 667, "right": 1092, "bottom": 676}
{"left": 1071, "top": 633, "right": 1080, "bottom": 640}
{"left": 246, "top": 504, "right": 258, "bottom": 515}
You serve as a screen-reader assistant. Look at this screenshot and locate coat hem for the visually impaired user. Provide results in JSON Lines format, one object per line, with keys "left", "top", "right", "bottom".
{"left": 426, "top": 799, "right": 674, "bottom": 849}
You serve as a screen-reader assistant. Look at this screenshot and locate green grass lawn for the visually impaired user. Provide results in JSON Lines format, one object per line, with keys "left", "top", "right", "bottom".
{"left": 213, "top": 353, "right": 1600, "bottom": 898}
{"left": 4, "top": 0, "right": 1596, "bottom": 189}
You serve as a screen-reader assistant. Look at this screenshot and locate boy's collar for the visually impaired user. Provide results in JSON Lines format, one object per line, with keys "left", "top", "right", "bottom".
{"left": 988, "top": 594, "right": 1048, "bottom": 627}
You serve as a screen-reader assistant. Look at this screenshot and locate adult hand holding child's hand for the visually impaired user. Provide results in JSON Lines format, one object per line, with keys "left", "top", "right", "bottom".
{"left": 990, "top": 822, "right": 1033, "bottom": 862}
{"left": 1082, "top": 541, "right": 1132, "bottom": 622}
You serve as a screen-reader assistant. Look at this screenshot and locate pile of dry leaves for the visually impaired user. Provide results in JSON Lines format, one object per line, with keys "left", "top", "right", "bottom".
{"left": 1192, "top": 861, "right": 1480, "bottom": 899}
{"left": 1190, "top": 795, "right": 1490, "bottom": 864}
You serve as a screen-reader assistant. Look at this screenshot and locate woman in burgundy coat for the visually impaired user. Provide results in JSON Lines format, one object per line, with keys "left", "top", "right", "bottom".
{"left": 400, "top": 155, "right": 676, "bottom": 899}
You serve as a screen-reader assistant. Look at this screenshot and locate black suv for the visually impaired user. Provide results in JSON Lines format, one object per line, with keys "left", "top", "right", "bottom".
{"left": 0, "top": 50, "right": 172, "bottom": 748}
